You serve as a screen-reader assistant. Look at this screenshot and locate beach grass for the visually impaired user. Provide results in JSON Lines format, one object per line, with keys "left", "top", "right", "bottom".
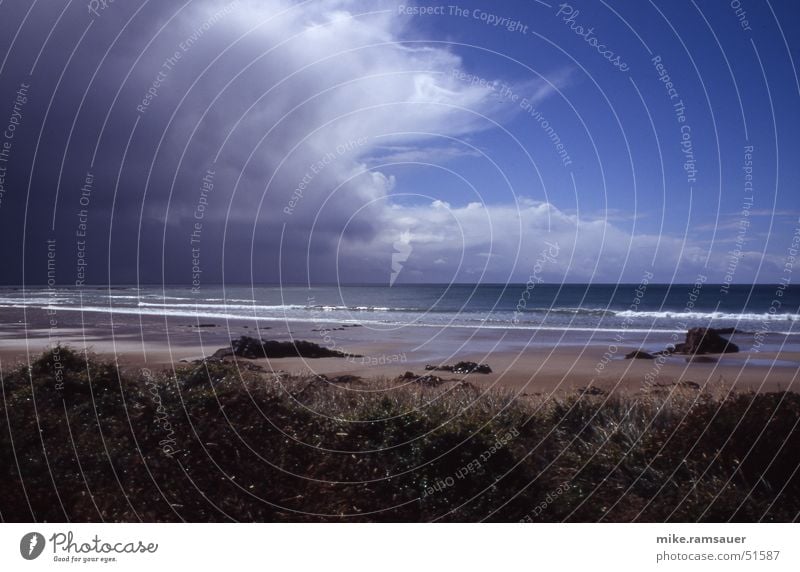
{"left": 1, "top": 346, "right": 798, "bottom": 522}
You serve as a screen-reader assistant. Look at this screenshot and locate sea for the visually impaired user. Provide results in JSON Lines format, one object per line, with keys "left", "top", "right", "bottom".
{"left": 1, "top": 283, "right": 797, "bottom": 337}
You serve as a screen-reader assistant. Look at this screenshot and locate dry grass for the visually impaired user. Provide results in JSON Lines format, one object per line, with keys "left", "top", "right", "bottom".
{"left": 1, "top": 347, "right": 798, "bottom": 522}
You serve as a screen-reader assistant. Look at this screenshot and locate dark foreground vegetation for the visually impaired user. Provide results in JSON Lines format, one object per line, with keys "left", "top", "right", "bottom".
{"left": 1, "top": 347, "right": 799, "bottom": 522}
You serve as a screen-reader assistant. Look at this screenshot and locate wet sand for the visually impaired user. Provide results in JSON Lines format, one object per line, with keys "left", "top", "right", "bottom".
{"left": 1, "top": 306, "right": 797, "bottom": 394}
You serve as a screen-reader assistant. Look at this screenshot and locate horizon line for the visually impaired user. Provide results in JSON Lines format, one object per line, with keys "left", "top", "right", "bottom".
{"left": 0, "top": 282, "right": 791, "bottom": 288}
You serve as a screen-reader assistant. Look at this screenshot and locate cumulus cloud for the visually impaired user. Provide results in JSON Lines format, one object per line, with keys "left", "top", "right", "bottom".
{"left": 136, "top": 0, "right": 577, "bottom": 283}
{"left": 339, "top": 198, "right": 723, "bottom": 284}
{"left": 0, "top": 0, "right": 731, "bottom": 284}
{"left": 127, "top": 0, "right": 739, "bottom": 286}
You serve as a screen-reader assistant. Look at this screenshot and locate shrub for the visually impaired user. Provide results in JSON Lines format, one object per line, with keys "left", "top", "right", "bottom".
{"left": 0, "top": 348, "right": 798, "bottom": 522}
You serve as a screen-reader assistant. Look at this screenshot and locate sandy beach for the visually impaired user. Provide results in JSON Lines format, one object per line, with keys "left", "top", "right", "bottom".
{"left": 2, "top": 305, "right": 797, "bottom": 395}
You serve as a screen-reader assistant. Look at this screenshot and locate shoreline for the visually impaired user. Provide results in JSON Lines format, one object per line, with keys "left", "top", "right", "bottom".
{"left": 1, "top": 307, "right": 797, "bottom": 395}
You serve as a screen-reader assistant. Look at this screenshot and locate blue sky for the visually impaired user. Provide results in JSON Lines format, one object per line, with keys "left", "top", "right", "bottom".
{"left": 0, "top": 0, "right": 797, "bottom": 285}
{"left": 376, "top": 0, "right": 800, "bottom": 283}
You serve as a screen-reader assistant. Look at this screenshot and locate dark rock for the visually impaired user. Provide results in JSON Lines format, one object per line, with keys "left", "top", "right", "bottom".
{"left": 424, "top": 361, "right": 492, "bottom": 374}
{"left": 191, "top": 323, "right": 218, "bottom": 328}
{"left": 676, "top": 380, "right": 701, "bottom": 389}
{"left": 398, "top": 371, "right": 417, "bottom": 380}
{"left": 674, "top": 327, "right": 739, "bottom": 355}
{"left": 578, "top": 386, "right": 606, "bottom": 396}
{"left": 454, "top": 361, "right": 492, "bottom": 374}
{"left": 415, "top": 374, "right": 443, "bottom": 386}
{"left": 212, "top": 336, "right": 261, "bottom": 359}
{"left": 625, "top": 350, "right": 655, "bottom": 360}
{"left": 211, "top": 336, "right": 360, "bottom": 360}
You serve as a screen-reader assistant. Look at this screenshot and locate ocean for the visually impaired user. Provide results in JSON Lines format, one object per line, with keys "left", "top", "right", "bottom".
{"left": 1, "top": 283, "right": 797, "bottom": 336}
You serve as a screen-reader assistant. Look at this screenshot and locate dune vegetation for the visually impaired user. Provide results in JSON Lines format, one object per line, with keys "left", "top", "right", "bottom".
{"left": 1, "top": 347, "right": 798, "bottom": 522}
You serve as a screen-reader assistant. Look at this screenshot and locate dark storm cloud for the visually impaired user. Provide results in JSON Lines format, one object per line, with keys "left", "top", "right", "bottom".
{"left": 2, "top": 0, "right": 529, "bottom": 286}
{"left": 5, "top": 0, "right": 713, "bottom": 288}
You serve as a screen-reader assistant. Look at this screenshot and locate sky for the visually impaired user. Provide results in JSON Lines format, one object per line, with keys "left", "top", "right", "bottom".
{"left": 0, "top": 0, "right": 798, "bottom": 286}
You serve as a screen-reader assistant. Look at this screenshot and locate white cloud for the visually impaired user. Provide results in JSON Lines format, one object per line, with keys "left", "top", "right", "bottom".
{"left": 159, "top": 0, "right": 728, "bottom": 283}
{"left": 174, "top": 0, "right": 568, "bottom": 226}
{"left": 339, "top": 198, "right": 722, "bottom": 283}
